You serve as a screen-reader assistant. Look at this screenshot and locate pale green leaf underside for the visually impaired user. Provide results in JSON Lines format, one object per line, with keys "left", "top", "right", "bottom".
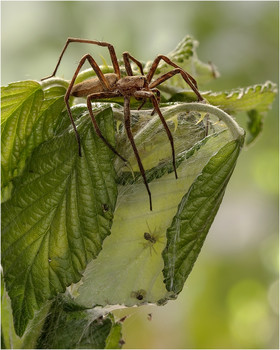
{"left": 74, "top": 130, "right": 234, "bottom": 308}
{"left": 1, "top": 108, "right": 117, "bottom": 336}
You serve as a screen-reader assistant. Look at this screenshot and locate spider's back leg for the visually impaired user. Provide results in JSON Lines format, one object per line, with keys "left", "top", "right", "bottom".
{"left": 41, "top": 38, "right": 121, "bottom": 80}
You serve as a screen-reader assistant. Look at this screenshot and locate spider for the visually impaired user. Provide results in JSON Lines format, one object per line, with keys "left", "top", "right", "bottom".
{"left": 142, "top": 221, "right": 164, "bottom": 255}
{"left": 41, "top": 38, "right": 204, "bottom": 211}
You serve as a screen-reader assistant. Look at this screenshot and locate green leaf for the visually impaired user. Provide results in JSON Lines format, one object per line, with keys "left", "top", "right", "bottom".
{"left": 203, "top": 81, "right": 278, "bottom": 114}
{"left": 1, "top": 81, "right": 43, "bottom": 200}
{"left": 1, "top": 279, "right": 22, "bottom": 349}
{"left": 1, "top": 81, "right": 67, "bottom": 202}
{"left": 36, "top": 297, "right": 123, "bottom": 349}
{"left": 162, "top": 139, "right": 242, "bottom": 294}
{"left": 1, "top": 107, "right": 118, "bottom": 336}
{"left": 1, "top": 330, "right": 6, "bottom": 349}
{"left": 169, "top": 81, "right": 277, "bottom": 114}
{"left": 246, "top": 109, "right": 263, "bottom": 145}
{"left": 1, "top": 81, "right": 42, "bottom": 124}
{"left": 105, "top": 317, "right": 123, "bottom": 349}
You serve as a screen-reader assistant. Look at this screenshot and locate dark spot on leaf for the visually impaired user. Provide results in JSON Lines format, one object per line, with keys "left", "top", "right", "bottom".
{"left": 131, "top": 289, "right": 146, "bottom": 301}
{"left": 102, "top": 203, "right": 109, "bottom": 212}
{"left": 118, "top": 316, "right": 127, "bottom": 323}
{"left": 119, "top": 339, "right": 126, "bottom": 346}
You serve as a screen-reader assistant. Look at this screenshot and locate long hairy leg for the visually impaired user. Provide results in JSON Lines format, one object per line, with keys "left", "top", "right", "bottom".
{"left": 146, "top": 55, "right": 203, "bottom": 101}
{"left": 122, "top": 52, "right": 144, "bottom": 76}
{"left": 150, "top": 68, "right": 203, "bottom": 101}
{"left": 135, "top": 90, "right": 178, "bottom": 179}
{"left": 86, "top": 91, "right": 127, "bottom": 163}
{"left": 137, "top": 88, "right": 161, "bottom": 114}
{"left": 123, "top": 96, "right": 152, "bottom": 211}
{"left": 41, "top": 37, "right": 121, "bottom": 80}
{"left": 64, "top": 54, "right": 112, "bottom": 156}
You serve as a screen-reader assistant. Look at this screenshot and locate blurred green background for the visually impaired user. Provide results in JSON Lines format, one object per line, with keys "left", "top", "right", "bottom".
{"left": 1, "top": 1, "right": 279, "bottom": 348}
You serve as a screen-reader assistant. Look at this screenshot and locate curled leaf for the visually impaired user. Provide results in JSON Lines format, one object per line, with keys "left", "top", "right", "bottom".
{"left": 72, "top": 105, "right": 240, "bottom": 308}
{"left": 162, "top": 139, "right": 242, "bottom": 294}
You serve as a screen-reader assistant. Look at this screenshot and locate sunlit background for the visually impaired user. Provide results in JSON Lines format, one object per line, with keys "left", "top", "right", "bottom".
{"left": 1, "top": 1, "right": 279, "bottom": 348}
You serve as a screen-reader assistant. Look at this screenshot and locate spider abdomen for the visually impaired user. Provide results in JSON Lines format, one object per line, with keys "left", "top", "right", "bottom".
{"left": 71, "top": 73, "right": 118, "bottom": 97}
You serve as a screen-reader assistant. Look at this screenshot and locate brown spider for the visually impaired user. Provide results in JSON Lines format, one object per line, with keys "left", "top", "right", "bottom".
{"left": 41, "top": 38, "right": 204, "bottom": 211}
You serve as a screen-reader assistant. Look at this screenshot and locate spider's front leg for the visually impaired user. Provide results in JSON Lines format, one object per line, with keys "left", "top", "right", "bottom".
{"left": 146, "top": 55, "right": 204, "bottom": 101}
{"left": 137, "top": 88, "right": 161, "bottom": 117}
{"left": 64, "top": 54, "right": 113, "bottom": 156}
{"left": 123, "top": 96, "right": 153, "bottom": 211}
{"left": 134, "top": 90, "right": 178, "bottom": 180}
{"left": 122, "top": 52, "right": 144, "bottom": 76}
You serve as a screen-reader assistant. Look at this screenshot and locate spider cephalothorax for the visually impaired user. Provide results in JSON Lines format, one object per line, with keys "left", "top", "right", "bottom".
{"left": 42, "top": 38, "right": 204, "bottom": 211}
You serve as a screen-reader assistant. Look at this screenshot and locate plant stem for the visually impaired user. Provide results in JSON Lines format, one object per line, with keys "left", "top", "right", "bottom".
{"left": 40, "top": 77, "right": 69, "bottom": 90}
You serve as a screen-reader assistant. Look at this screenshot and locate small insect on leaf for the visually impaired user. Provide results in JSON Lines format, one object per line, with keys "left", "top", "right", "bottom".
{"left": 144, "top": 232, "right": 157, "bottom": 244}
